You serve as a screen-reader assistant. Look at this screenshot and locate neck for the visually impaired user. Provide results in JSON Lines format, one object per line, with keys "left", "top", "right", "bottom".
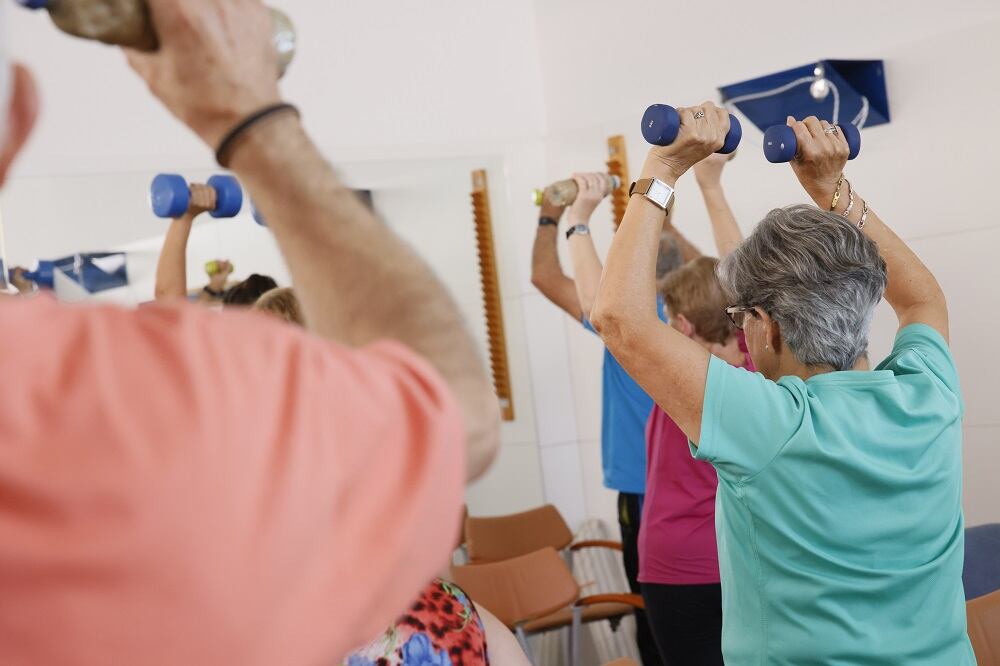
{"left": 781, "top": 355, "right": 871, "bottom": 381}
{"left": 704, "top": 336, "right": 744, "bottom": 366}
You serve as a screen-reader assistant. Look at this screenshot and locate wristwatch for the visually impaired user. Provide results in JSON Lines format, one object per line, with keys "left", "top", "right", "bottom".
{"left": 565, "top": 224, "right": 591, "bottom": 240}
{"left": 538, "top": 216, "right": 558, "bottom": 227}
{"left": 629, "top": 177, "right": 675, "bottom": 214}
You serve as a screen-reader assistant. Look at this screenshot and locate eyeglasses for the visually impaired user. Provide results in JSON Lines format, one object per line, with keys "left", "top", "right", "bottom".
{"left": 725, "top": 305, "right": 758, "bottom": 330}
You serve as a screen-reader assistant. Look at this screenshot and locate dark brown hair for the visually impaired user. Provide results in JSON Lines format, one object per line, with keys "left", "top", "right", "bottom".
{"left": 662, "top": 256, "right": 734, "bottom": 344}
{"left": 223, "top": 274, "right": 278, "bottom": 306}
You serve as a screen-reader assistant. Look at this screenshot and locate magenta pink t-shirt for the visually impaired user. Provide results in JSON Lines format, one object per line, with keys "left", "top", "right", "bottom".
{"left": 638, "top": 343, "right": 753, "bottom": 586}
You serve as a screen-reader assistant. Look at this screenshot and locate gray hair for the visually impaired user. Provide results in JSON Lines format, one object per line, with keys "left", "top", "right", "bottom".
{"left": 656, "top": 233, "right": 684, "bottom": 279}
{"left": 717, "top": 205, "right": 887, "bottom": 371}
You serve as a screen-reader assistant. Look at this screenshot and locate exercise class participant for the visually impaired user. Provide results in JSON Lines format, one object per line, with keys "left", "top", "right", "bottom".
{"left": 251, "top": 288, "right": 529, "bottom": 666}
{"left": 530, "top": 173, "right": 694, "bottom": 666}
{"left": 153, "top": 184, "right": 277, "bottom": 305}
{"left": 0, "top": 1, "right": 499, "bottom": 664}
{"left": 639, "top": 152, "right": 744, "bottom": 666}
{"left": 591, "top": 104, "right": 974, "bottom": 664}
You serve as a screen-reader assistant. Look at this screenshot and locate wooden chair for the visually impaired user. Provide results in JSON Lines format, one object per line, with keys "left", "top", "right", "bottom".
{"left": 968, "top": 588, "right": 1000, "bottom": 666}
{"left": 464, "top": 504, "right": 624, "bottom": 566}
{"left": 452, "top": 547, "right": 643, "bottom": 666}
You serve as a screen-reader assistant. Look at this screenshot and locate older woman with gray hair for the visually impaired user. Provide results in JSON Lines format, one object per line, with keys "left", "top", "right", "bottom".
{"left": 590, "top": 105, "right": 973, "bottom": 665}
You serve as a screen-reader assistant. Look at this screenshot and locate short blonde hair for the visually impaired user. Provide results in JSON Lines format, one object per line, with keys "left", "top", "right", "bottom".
{"left": 253, "top": 287, "right": 304, "bottom": 327}
{"left": 662, "top": 256, "right": 734, "bottom": 344}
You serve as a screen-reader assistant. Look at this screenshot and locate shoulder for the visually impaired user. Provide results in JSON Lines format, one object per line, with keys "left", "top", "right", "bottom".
{"left": 877, "top": 323, "right": 960, "bottom": 396}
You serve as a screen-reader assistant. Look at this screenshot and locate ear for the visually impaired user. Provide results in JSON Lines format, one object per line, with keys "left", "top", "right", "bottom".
{"left": 757, "top": 308, "right": 782, "bottom": 352}
{"left": 0, "top": 64, "right": 40, "bottom": 187}
{"left": 675, "top": 313, "right": 696, "bottom": 338}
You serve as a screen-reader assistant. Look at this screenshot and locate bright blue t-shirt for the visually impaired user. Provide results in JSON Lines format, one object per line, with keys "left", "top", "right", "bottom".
{"left": 583, "top": 295, "right": 667, "bottom": 494}
{"left": 692, "top": 324, "right": 975, "bottom": 665}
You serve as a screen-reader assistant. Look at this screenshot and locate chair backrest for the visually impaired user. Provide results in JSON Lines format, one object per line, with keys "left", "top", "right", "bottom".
{"left": 965, "top": 523, "right": 1000, "bottom": 600}
{"left": 465, "top": 504, "right": 574, "bottom": 564}
{"left": 968, "top": 588, "right": 1000, "bottom": 666}
{"left": 603, "top": 660, "right": 639, "bottom": 666}
{"left": 451, "top": 547, "right": 580, "bottom": 628}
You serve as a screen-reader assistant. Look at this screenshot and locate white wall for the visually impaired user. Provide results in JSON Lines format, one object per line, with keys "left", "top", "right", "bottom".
{"left": 526, "top": 2, "right": 1000, "bottom": 529}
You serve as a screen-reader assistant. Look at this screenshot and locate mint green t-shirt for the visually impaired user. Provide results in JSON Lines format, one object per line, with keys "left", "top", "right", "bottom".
{"left": 693, "top": 324, "right": 975, "bottom": 665}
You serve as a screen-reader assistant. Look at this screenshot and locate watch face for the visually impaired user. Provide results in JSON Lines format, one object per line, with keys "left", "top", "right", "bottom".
{"left": 648, "top": 179, "right": 673, "bottom": 205}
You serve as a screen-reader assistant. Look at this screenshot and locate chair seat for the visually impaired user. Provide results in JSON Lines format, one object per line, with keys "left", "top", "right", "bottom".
{"left": 522, "top": 602, "right": 635, "bottom": 633}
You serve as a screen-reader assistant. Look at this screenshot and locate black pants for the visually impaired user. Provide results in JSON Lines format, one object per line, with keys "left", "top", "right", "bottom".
{"left": 641, "top": 582, "right": 724, "bottom": 666}
{"left": 618, "top": 492, "right": 662, "bottom": 666}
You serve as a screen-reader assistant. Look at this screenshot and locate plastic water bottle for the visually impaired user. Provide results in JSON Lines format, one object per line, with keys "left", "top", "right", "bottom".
{"left": 532, "top": 174, "right": 621, "bottom": 207}
{"left": 17, "top": 0, "right": 297, "bottom": 77}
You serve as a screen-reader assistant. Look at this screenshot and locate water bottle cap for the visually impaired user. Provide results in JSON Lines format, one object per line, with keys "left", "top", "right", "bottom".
{"left": 532, "top": 189, "right": 544, "bottom": 206}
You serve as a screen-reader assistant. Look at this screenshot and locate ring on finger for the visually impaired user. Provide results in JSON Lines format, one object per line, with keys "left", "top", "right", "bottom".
{"left": 823, "top": 126, "right": 839, "bottom": 135}
{"left": 693, "top": 109, "right": 706, "bottom": 120}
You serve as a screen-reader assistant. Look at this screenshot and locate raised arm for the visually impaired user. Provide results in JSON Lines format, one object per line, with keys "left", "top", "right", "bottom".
{"left": 153, "top": 184, "right": 214, "bottom": 301}
{"left": 693, "top": 153, "right": 742, "bottom": 257}
{"left": 531, "top": 198, "right": 583, "bottom": 320}
{"left": 565, "top": 173, "right": 608, "bottom": 319}
{"left": 590, "top": 103, "right": 730, "bottom": 441}
{"left": 786, "top": 117, "right": 949, "bottom": 342}
{"left": 128, "top": 0, "right": 499, "bottom": 480}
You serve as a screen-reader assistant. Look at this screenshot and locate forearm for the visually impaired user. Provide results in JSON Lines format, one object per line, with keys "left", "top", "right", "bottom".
{"left": 591, "top": 160, "right": 709, "bottom": 439}
{"left": 699, "top": 183, "right": 742, "bottom": 257}
{"left": 591, "top": 161, "right": 672, "bottom": 342}
{"left": 154, "top": 216, "right": 194, "bottom": 300}
{"left": 813, "top": 184, "right": 948, "bottom": 336}
{"left": 567, "top": 234, "right": 604, "bottom": 318}
{"left": 531, "top": 225, "right": 583, "bottom": 320}
{"left": 231, "top": 116, "right": 498, "bottom": 480}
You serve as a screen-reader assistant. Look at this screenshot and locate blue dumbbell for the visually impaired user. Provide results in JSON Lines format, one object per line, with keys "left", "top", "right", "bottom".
{"left": 763, "top": 122, "right": 862, "bottom": 164}
{"left": 641, "top": 104, "right": 742, "bottom": 155}
{"left": 150, "top": 174, "right": 244, "bottom": 219}
{"left": 9, "top": 261, "right": 55, "bottom": 290}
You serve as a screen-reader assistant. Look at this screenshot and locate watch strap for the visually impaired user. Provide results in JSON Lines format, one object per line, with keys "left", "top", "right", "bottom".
{"left": 538, "top": 216, "right": 558, "bottom": 227}
{"left": 565, "top": 224, "right": 591, "bottom": 240}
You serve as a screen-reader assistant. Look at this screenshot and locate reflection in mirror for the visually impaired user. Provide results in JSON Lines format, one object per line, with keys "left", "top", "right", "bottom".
{"left": 0, "top": 157, "right": 523, "bottom": 424}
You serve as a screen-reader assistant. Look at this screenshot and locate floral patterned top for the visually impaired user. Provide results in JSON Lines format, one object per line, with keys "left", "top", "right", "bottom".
{"left": 344, "top": 579, "right": 489, "bottom": 666}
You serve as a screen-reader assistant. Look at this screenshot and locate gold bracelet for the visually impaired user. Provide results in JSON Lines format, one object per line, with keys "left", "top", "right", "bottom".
{"left": 830, "top": 173, "right": 845, "bottom": 211}
{"left": 857, "top": 199, "right": 870, "bottom": 230}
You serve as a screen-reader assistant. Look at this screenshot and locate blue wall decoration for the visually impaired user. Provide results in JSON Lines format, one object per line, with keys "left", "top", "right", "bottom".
{"left": 719, "top": 60, "right": 889, "bottom": 133}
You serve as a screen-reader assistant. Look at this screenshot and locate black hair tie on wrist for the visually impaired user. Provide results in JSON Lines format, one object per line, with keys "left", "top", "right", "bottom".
{"left": 216, "top": 103, "right": 300, "bottom": 168}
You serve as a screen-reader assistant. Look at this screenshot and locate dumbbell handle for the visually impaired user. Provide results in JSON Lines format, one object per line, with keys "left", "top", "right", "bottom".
{"left": 641, "top": 104, "right": 742, "bottom": 155}
{"left": 8, "top": 269, "right": 41, "bottom": 282}
{"left": 763, "top": 123, "right": 862, "bottom": 164}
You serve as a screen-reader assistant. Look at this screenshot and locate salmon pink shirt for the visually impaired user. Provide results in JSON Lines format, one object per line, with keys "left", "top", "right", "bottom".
{"left": 0, "top": 296, "right": 465, "bottom": 666}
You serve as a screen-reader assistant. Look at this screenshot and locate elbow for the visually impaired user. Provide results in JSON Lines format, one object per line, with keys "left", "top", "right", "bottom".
{"left": 530, "top": 269, "right": 553, "bottom": 294}
{"left": 589, "top": 301, "right": 624, "bottom": 344}
{"left": 591, "top": 300, "right": 650, "bottom": 360}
